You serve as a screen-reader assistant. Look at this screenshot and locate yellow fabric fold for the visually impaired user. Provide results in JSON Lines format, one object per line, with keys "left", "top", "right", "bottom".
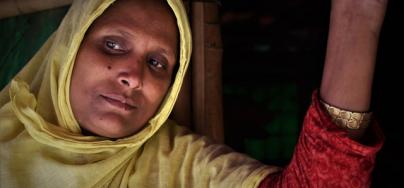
{"left": 0, "top": 0, "right": 277, "bottom": 187}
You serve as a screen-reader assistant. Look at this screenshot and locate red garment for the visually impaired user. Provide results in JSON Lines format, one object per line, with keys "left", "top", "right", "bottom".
{"left": 259, "top": 92, "right": 384, "bottom": 188}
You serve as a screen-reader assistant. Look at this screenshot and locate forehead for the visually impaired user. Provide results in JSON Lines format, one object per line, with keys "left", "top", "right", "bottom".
{"left": 87, "top": 0, "right": 179, "bottom": 53}
{"left": 98, "top": 0, "right": 175, "bottom": 27}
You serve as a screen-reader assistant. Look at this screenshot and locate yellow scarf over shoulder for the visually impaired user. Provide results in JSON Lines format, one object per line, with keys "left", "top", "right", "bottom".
{"left": 0, "top": 0, "right": 277, "bottom": 187}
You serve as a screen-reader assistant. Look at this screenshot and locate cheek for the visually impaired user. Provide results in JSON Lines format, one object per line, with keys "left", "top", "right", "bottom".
{"left": 69, "top": 80, "right": 85, "bottom": 124}
{"left": 145, "top": 79, "right": 171, "bottom": 108}
{"left": 71, "top": 59, "right": 88, "bottom": 102}
{"left": 70, "top": 49, "right": 98, "bottom": 118}
{"left": 70, "top": 65, "right": 88, "bottom": 123}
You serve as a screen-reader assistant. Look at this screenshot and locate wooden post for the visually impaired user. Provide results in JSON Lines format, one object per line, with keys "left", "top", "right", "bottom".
{"left": 191, "top": 1, "right": 224, "bottom": 143}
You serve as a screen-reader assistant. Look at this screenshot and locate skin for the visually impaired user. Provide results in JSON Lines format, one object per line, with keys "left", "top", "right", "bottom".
{"left": 320, "top": 0, "right": 388, "bottom": 141}
{"left": 70, "top": 0, "right": 179, "bottom": 138}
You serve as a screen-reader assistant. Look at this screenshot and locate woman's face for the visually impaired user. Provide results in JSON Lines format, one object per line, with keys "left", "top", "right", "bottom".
{"left": 70, "top": 0, "right": 178, "bottom": 138}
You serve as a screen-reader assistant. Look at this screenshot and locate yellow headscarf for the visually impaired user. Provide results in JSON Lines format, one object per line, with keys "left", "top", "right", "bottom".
{"left": 0, "top": 0, "right": 277, "bottom": 187}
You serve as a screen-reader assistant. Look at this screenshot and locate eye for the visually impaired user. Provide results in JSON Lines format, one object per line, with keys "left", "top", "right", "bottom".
{"left": 106, "top": 40, "right": 120, "bottom": 50}
{"left": 148, "top": 58, "right": 166, "bottom": 70}
{"left": 102, "top": 38, "right": 128, "bottom": 54}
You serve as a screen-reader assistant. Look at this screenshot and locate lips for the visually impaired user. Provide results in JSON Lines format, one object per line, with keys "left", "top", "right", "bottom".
{"left": 100, "top": 94, "right": 136, "bottom": 111}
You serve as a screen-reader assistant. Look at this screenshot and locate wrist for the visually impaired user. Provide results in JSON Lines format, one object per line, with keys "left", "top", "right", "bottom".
{"left": 319, "top": 99, "right": 372, "bottom": 141}
{"left": 320, "top": 99, "right": 372, "bottom": 130}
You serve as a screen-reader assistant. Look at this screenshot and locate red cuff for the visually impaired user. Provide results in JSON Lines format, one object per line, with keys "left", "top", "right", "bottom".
{"left": 259, "top": 90, "right": 384, "bottom": 188}
{"left": 310, "top": 90, "right": 384, "bottom": 156}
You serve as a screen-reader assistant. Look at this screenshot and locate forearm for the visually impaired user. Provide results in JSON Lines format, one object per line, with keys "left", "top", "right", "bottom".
{"left": 320, "top": 0, "right": 387, "bottom": 139}
{"left": 320, "top": 0, "right": 387, "bottom": 111}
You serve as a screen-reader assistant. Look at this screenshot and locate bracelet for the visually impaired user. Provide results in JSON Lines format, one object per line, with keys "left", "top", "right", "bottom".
{"left": 320, "top": 100, "right": 372, "bottom": 130}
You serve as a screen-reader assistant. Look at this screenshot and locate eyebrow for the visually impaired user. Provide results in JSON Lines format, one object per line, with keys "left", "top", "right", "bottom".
{"left": 116, "top": 29, "right": 134, "bottom": 39}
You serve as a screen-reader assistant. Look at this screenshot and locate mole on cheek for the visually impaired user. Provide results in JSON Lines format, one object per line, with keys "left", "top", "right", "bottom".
{"left": 107, "top": 56, "right": 114, "bottom": 69}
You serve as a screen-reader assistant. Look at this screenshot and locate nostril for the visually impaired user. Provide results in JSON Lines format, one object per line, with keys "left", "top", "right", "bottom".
{"left": 121, "top": 79, "right": 130, "bottom": 86}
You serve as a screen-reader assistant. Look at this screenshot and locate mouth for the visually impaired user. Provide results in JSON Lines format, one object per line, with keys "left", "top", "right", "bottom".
{"left": 100, "top": 94, "right": 136, "bottom": 111}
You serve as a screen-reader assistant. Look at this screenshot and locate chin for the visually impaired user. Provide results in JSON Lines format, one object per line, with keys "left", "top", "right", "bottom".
{"left": 94, "top": 122, "right": 135, "bottom": 138}
{"left": 79, "top": 118, "right": 134, "bottom": 139}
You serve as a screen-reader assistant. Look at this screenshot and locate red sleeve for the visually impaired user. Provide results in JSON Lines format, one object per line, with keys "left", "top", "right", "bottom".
{"left": 259, "top": 91, "right": 384, "bottom": 188}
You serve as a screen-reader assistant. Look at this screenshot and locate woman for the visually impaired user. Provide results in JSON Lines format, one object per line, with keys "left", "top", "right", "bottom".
{"left": 0, "top": 0, "right": 387, "bottom": 187}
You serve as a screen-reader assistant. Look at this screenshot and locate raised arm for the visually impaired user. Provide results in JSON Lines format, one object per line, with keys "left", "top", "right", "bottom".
{"left": 259, "top": 1, "right": 387, "bottom": 187}
{"left": 320, "top": 0, "right": 388, "bottom": 140}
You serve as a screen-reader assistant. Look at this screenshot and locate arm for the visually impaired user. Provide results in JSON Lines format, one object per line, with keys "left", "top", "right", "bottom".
{"left": 320, "top": 0, "right": 388, "bottom": 140}
{"left": 259, "top": 1, "right": 387, "bottom": 187}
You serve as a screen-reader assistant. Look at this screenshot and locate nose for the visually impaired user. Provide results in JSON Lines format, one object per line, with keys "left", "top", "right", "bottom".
{"left": 117, "top": 62, "right": 144, "bottom": 90}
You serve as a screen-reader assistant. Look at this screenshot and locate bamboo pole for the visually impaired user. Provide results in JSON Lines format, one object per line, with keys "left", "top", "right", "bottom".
{"left": 191, "top": 1, "right": 224, "bottom": 143}
{"left": 0, "top": 0, "right": 72, "bottom": 19}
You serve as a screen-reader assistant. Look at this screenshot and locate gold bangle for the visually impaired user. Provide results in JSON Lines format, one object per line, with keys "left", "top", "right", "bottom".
{"left": 320, "top": 100, "right": 372, "bottom": 130}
